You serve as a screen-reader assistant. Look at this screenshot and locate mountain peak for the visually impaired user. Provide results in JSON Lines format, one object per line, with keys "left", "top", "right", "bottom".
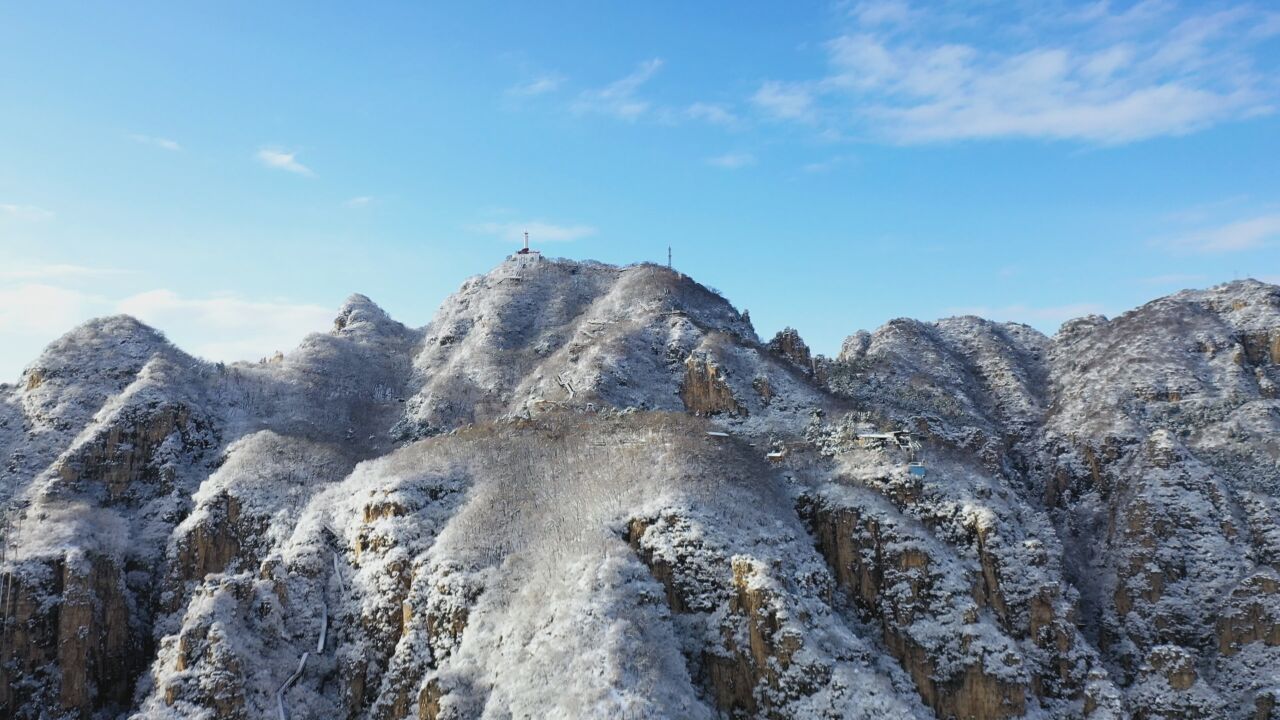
{"left": 5, "top": 267, "right": 1279, "bottom": 719}
{"left": 25, "top": 314, "right": 173, "bottom": 378}
{"left": 332, "top": 293, "right": 402, "bottom": 336}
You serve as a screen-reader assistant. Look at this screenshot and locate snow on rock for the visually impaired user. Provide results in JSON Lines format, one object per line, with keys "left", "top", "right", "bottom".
{"left": 395, "top": 257, "right": 817, "bottom": 440}
{"left": 0, "top": 264, "right": 1277, "bottom": 719}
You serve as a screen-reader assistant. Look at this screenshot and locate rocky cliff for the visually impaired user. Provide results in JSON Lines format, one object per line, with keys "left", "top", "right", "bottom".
{"left": 0, "top": 257, "right": 1275, "bottom": 719}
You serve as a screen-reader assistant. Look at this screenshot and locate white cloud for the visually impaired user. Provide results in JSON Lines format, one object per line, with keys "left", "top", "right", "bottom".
{"left": 1251, "top": 12, "right": 1280, "bottom": 40}
{"left": 114, "top": 290, "right": 333, "bottom": 363}
{"left": 1163, "top": 214, "right": 1280, "bottom": 253}
{"left": 0, "top": 284, "right": 339, "bottom": 380}
{"left": 469, "top": 220, "right": 597, "bottom": 243}
{"left": 129, "top": 134, "right": 182, "bottom": 151}
{"left": 757, "top": 4, "right": 1278, "bottom": 144}
{"left": 0, "top": 284, "right": 106, "bottom": 337}
{"left": 1065, "top": 0, "right": 1177, "bottom": 31}
{"left": 256, "top": 148, "right": 313, "bottom": 175}
{"left": 572, "top": 59, "right": 664, "bottom": 120}
{"left": 0, "top": 204, "right": 55, "bottom": 221}
{"left": 801, "top": 154, "right": 857, "bottom": 173}
{"left": 849, "top": 0, "right": 917, "bottom": 27}
{"left": 751, "top": 81, "right": 817, "bottom": 121}
{"left": 0, "top": 284, "right": 111, "bottom": 380}
{"left": 507, "top": 74, "right": 565, "bottom": 97}
{"left": 1160, "top": 195, "right": 1251, "bottom": 224}
{"left": 706, "top": 152, "right": 756, "bottom": 169}
{"left": 0, "top": 261, "right": 128, "bottom": 282}
{"left": 343, "top": 196, "right": 375, "bottom": 208}
{"left": 686, "top": 102, "right": 739, "bottom": 125}
{"left": 945, "top": 301, "right": 1107, "bottom": 329}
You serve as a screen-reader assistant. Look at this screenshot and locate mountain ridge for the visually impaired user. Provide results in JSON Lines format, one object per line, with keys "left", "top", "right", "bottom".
{"left": 0, "top": 257, "right": 1277, "bottom": 719}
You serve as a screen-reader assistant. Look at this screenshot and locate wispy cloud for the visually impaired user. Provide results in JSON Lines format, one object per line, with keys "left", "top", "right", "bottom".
{"left": 0, "top": 284, "right": 106, "bottom": 339}
{"left": 1160, "top": 195, "right": 1252, "bottom": 224}
{"left": 572, "top": 59, "right": 664, "bottom": 120}
{"left": 706, "top": 152, "right": 756, "bottom": 169}
{"left": 1161, "top": 214, "right": 1280, "bottom": 253}
{"left": 0, "top": 261, "right": 128, "bottom": 282}
{"left": 686, "top": 102, "right": 739, "bottom": 126}
{"left": 256, "top": 148, "right": 313, "bottom": 176}
{"left": 129, "top": 134, "right": 182, "bottom": 151}
{"left": 0, "top": 283, "right": 112, "bottom": 381}
{"left": 0, "top": 261, "right": 129, "bottom": 377}
{"left": 115, "top": 290, "right": 333, "bottom": 362}
{"left": 847, "top": 0, "right": 918, "bottom": 27}
{"left": 1252, "top": 12, "right": 1280, "bottom": 40}
{"left": 801, "top": 154, "right": 857, "bottom": 173}
{"left": 756, "top": 2, "right": 1278, "bottom": 144}
{"left": 343, "top": 196, "right": 375, "bottom": 209}
{"left": 468, "top": 220, "right": 597, "bottom": 243}
{"left": 0, "top": 284, "right": 337, "bottom": 380}
{"left": 752, "top": 81, "right": 817, "bottom": 122}
{"left": 507, "top": 74, "right": 565, "bottom": 97}
{"left": 0, "top": 204, "right": 55, "bottom": 221}
{"left": 945, "top": 301, "right": 1106, "bottom": 329}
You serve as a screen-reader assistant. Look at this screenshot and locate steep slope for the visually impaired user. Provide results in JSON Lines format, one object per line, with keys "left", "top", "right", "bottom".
{"left": 0, "top": 261, "right": 1276, "bottom": 720}
{"left": 0, "top": 294, "right": 420, "bottom": 718}
{"left": 0, "top": 317, "right": 215, "bottom": 716}
{"left": 2, "top": 316, "right": 182, "bottom": 504}
{"left": 136, "top": 414, "right": 931, "bottom": 720}
{"left": 815, "top": 316, "right": 1118, "bottom": 719}
{"left": 1034, "top": 280, "right": 1280, "bottom": 717}
{"left": 817, "top": 280, "right": 1280, "bottom": 717}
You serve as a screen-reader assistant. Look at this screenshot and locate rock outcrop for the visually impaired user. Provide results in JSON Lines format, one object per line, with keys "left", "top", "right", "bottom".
{"left": 0, "top": 263, "right": 1277, "bottom": 719}
{"left": 767, "top": 327, "right": 813, "bottom": 372}
{"left": 681, "top": 352, "right": 748, "bottom": 417}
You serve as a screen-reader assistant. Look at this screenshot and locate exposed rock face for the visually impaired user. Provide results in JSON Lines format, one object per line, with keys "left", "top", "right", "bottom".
{"left": 0, "top": 263, "right": 1277, "bottom": 718}
{"left": 800, "top": 495, "right": 1066, "bottom": 719}
{"left": 173, "top": 492, "right": 244, "bottom": 585}
{"left": 52, "top": 401, "right": 210, "bottom": 503}
{"left": 158, "top": 575, "right": 252, "bottom": 719}
{"left": 0, "top": 552, "right": 139, "bottom": 719}
{"left": 57, "top": 554, "right": 135, "bottom": 714}
{"left": 819, "top": 280, "right": 1280, "bottom": 718}
{"left": 767, "top": 327, "right": 813, "bottom": 371}
{"left": 1217, "top": 571, "right": 1280, "bottom": 654}
{"left": 681, "top": 352, "right": 748, "bottom": 417}
{"left": 626, "top": 507, "right": 922, "bottom": 719}
{"left": 705, "top": 558, "right": 802, "bottom": 717}
{"left": 0, "top": 291, "right": 419, "bottom": 719}
{"left": 1030, "top": 282, "right": 1280, "bottom": 715}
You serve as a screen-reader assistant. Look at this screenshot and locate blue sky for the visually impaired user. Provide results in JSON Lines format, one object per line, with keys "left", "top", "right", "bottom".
{"left": 2, "top": 1, "right": 1279, "bottom": 379}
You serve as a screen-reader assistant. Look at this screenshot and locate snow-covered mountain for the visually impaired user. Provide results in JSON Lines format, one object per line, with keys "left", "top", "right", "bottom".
{"left": 0, "top": 256, "right": 1276, "bottom": 720}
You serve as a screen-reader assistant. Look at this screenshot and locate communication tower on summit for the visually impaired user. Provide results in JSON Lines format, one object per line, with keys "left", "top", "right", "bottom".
{"left": 517, "top": 230, "right": 540, "bottom": 256}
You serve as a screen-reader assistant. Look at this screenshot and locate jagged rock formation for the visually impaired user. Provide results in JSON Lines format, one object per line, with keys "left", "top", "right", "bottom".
{"left": 768, "top": 328, "right": 814, "bottom": 372}
{"left": 0, "top": 257, "right": 1276, "bottom": 719}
